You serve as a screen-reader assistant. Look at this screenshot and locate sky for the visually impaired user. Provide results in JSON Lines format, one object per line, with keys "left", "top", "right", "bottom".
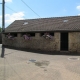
{"left": 0, "top": 0, "right": 80, "bottom": 27}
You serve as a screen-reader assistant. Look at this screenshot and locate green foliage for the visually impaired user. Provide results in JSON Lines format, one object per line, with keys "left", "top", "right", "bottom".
{"left": 0, "top": 27, "right": 2, "bottom": 32}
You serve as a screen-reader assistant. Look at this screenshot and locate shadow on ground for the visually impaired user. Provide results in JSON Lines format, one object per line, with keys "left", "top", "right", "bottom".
{"left": 3, "top": 45, "right": 80, "bottom": 56}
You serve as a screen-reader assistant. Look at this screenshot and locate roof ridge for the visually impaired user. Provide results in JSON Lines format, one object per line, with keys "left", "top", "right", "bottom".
{"left": 15, "top": 15, "right": 80, "bottom": 21}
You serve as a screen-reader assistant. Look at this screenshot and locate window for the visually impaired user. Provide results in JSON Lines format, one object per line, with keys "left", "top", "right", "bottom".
{"left": 21, "top": 33, "right": 26, "bottom": 36}
{"left": 49, "top": 32, "right": 54, "bottom": 36}
{"left": 40, "top": 32, "right": 54, "bottom": 39}
{"left": 40, "top": 32, "right": 54, "bottom": 36}
{"left": 4, "top": 33, "right": 8, "bottom": 37}
{"left": 5, "top": 33, "right": 17, "bottom": 37}
{"left": 40, "top": 33, "right": 44, "bottom": 36}
{"left": 22, "top": 32, "right": 35, "bottom": 37}
{"left": 11, "top": 33, "right": 17, "bottom": 37}
{"left": 28, "top": 33, "right": 35, "bottom": 37}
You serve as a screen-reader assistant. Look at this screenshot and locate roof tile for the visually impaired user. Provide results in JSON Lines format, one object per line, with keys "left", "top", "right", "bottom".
{"left": 5, "top": 16, "right": 80, "bottom": 32}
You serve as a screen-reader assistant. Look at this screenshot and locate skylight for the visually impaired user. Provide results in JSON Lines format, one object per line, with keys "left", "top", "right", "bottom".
{"left": 63, "top": 20, "right": 68, "bottom": 22}
{"left": 23, "top": 22, "right": 28, "bottom": 25}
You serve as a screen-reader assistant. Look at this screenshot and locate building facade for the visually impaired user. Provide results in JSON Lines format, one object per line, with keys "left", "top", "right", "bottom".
{"left": 2, "top": 16, "right": 80, "bottom": 52}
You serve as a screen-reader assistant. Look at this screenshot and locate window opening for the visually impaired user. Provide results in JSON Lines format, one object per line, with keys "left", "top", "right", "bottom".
{"left": 50, "top": 32, "right": 54, "bottom": 36}
{"left": 28, "top": 33, "right": 35, "bottom": 37}
{"left": 40, "top": 33, "right": 44, "bottom": 36}
{"left": 22, "top": 32, "right": 35, "bottom": 40}
{"left": 6, "top": 33, "right": 17, "bottom": 40}
{"left": 23, "top": 33, "right": 31, "bottom": 40}
{"left": 41, "top": 32, "right": 54, "bottom": 39}
{"left": 12, "top": 33, "right": 17, "bottom": 37}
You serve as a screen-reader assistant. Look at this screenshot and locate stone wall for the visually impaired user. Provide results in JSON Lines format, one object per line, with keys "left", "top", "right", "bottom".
{"left": 3, "top": 32, "right": 80, "bottom": 52}
{"left": 2, "top": 32, "right": 60, "bottom": 51}
{"left": 69, "top": 32, "right": 80, "bottom": 52}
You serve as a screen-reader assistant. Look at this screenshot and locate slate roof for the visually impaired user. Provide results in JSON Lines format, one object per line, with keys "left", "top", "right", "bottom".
{"left": 5, "top": 16, "right": 80, "bottom": 32}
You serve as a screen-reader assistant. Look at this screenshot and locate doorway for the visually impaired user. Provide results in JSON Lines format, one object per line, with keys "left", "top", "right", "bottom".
{"left": 60, "top": 32, "right": 68, "bottom": 51}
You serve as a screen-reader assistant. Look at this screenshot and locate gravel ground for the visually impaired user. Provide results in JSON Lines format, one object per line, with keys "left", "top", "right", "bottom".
{"left": 0, "top": 46, "right": 80, "bottom": 80}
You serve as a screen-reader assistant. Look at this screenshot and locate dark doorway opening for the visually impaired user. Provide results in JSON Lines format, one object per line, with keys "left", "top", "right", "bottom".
{"left": 60, "top": 32, "right": 68, "bottom": 51}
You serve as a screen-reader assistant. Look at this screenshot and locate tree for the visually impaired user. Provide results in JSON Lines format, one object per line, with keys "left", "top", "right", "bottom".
{"left": 0, "top": 27, "right": 2, "bottom": 32}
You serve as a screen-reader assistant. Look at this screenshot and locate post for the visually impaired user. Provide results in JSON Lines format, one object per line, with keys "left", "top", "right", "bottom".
{"left": 2, "top": 0, "right": 5, "bottom": 32}
{"left": 1, "top": 0, "right": 5, "bottom": 58}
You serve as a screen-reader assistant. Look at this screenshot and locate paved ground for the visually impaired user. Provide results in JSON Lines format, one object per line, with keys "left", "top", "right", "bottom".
{"left": 0, "top": 44, "right": 80, "bottom": 80}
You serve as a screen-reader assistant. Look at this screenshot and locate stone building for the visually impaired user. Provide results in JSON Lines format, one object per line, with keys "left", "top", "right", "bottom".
{"left": 2, "top": 16, "right": 80, "bottom": 52}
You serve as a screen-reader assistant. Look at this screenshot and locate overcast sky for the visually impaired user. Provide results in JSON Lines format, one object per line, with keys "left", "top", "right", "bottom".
{"left": 0, "top": 0, "right": 80, "bottom": 27}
